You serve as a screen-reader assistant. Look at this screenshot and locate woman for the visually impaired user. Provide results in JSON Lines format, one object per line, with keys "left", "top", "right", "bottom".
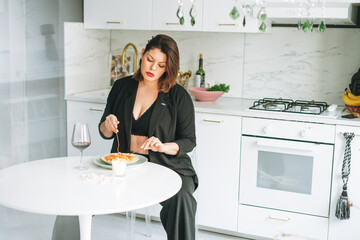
{"left": 99, "top": 34, "right": 198, "bottom": 240}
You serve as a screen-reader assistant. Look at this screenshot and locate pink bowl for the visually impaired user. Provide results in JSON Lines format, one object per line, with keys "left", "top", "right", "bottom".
{"left": 188, "top": 87, "right": 224, "bottom": 102}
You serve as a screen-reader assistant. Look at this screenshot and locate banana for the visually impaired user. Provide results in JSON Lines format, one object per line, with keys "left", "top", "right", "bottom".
{"left": 343, "top": 90, "right": 360, "bottom": 106}
{"left": 345, "top": 88, "right": 360, "bottom": 100}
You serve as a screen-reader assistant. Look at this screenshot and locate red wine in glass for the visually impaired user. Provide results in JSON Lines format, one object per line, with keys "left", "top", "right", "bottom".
{"left": 71, "top": 123, "right": 91, "bottom": 170}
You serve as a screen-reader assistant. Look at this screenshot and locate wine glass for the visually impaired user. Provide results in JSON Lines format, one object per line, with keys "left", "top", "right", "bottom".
{"left": 71, "top": 123, "right": 91, "bottom": 170}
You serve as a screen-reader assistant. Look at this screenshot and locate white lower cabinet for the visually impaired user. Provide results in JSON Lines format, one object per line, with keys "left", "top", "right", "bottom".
{"left": 328, "top": 125, "right": 360, "bottom": 240}
{"left": 195, "top": 112, "right": 241, "bottom": 231}
{"left": 66, "top": 101, "right": 112, "bottom": 156}
{"left": 238, "top": 205, "right": 328, "bottom": 240}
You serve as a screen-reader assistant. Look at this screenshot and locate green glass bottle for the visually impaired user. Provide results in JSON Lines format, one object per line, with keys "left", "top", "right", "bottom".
{"left": 196, "top": 54, "right": 205, "bottom": 87}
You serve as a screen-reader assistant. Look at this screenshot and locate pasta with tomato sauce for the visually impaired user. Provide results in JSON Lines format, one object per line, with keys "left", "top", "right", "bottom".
{"left": 103, "top": 153, "right": 137, "bottom": 163}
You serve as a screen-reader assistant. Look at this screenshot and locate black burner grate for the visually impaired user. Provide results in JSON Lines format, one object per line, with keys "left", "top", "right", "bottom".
{"left": 250, "top": 98, "right": 329, "bottom": 115}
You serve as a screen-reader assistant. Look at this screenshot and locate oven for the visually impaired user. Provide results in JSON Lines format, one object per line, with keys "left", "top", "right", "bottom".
{"left": 239, "top": 117, "right": 335, "bottom": 217}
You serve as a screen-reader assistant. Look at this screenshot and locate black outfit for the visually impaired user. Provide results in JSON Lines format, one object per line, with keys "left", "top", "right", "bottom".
{"left": 131, "top": 101, "right": 154, "bottom": 136}
{"left": 99, "top": 76, "right": 198, "bottom": 240}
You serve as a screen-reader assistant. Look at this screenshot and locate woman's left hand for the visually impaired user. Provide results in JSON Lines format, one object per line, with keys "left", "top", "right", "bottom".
{"left": 141, "top": 136, "right": 165, "bottom": 153}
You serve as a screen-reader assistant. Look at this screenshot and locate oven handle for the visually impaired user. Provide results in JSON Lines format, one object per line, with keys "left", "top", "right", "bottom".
{"left": 256, "top": 139, "right": 314, "bottom": 152}
{"left": 268, "top": 215, "right": 290, "bottom": 222}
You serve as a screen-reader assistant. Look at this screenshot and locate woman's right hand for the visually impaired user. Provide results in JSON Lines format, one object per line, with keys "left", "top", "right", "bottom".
{"left": 104, "top": 114, "right": 119, "bottom": 133}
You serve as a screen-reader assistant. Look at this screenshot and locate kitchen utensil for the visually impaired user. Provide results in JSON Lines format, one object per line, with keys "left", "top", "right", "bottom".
{"left": 116, "top": 131, "right": 120, "bottom": 153}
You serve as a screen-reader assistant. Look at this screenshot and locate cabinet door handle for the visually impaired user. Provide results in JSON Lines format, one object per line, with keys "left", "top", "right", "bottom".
{"left": 89, "top": 107, "right": 104, "bottom": 112}
{"left": 218, "top": 23, "right": 239, "bottom": 26}
{"left": 166, "top": 22, "right": 181, "bottom": 25}
{"left": 203, "top": 119, "right": 223, "bottom": 123}
{"left": 106, "top": 21, "right": 125, "bottom": 24}
{"left": 268, "top": 215, "right": 290, "bottom": 222}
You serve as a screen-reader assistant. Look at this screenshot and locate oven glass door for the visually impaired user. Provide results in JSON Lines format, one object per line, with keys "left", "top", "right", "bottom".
{"left": 239, "top": 136, "right": 333, "bottom": 217}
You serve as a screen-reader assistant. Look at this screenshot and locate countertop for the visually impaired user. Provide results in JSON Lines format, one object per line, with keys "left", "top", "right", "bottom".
{"left": 65, "top": 89, "right": 360, "bottom": 127}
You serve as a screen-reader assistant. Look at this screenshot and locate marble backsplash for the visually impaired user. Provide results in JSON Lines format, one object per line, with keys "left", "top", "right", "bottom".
{"left": 64, "top": 22, "right": 110, "bottom": 95}
{"left": 65, "top": 23, "right": 360, "bottom": 105}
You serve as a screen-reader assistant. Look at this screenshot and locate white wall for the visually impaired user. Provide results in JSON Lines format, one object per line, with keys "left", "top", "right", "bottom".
{"left": 64, "top": 24, "right": 360, "bottom": 105}
{"left": 110, "top": 28, "right": 360, "bottom": 105}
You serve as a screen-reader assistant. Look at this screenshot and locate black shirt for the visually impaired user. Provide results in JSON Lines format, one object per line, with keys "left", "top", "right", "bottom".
{"left": 131, "top": 102, "right": 155, "bottom": 136}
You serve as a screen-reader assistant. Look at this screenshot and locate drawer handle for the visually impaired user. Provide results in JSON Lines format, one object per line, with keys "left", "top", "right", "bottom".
{"left": 268, "top": 215, "right": 290, "bottom": 222}
{"left": 106, "top": 21, "right": 125, "bottom": 24}
{"left": 203, "top": 119, "right": 223, "bottom": 124}
{"left": 89, "top": 107, "right": 104, "bottom": 112}
{"left": 218, "top": 23, "right": 239, "bottom": 26}
{"left": 166, "top": 22, "right": 181, "bottom": 25}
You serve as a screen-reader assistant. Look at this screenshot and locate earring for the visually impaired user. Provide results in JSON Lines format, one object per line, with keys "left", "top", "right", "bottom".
{"left": 176, "top": 0, "right": 185, "bottom": 25}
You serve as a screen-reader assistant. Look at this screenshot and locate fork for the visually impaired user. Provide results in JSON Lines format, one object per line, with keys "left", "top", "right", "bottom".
{"left": 116, "top": 132, "right": 120, "bottom": 154}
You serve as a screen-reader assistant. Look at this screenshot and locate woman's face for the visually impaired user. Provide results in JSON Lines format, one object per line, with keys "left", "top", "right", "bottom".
{"left": 140, "top": 48, "right": 167, "bottom": 83}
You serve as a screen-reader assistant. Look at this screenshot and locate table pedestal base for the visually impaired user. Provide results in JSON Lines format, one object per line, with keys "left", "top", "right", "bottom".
{"left": 79, "top": 215, "right": 92, "bottom": 240}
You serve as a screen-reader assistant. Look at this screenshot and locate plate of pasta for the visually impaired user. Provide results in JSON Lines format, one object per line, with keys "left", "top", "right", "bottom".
{"left": 93, "top": 154, "right": 147, "bottom": 169}
{"left": 101, "top": 152, "right": 139, "bottom": 165}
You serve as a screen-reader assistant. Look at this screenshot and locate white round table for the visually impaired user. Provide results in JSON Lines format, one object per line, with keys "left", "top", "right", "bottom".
{"left": 0, "top": 156, "right": 182, "bottom": 240}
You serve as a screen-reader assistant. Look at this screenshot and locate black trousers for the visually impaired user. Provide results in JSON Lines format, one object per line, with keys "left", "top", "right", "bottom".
{"left": 160, "top": 174, "right": 198, "bottom": 240}
{"left": 52, "top": 175, "right": 198, "bottom": 240}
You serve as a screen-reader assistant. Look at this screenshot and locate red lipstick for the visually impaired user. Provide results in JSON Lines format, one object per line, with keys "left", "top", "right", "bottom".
{"left": 146, "top": 72, "right": 154, "bottom": 77}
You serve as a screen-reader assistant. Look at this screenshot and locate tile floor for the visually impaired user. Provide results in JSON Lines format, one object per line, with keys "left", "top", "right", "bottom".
{"left": 0, "top": 206, "right": 252, "bottom": 240}
{"left": 92, "top": 214, "right": 251, "bottom": 240}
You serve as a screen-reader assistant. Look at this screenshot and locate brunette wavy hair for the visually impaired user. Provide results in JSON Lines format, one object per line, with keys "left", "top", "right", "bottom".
{"left": 133, "top": 34, "right": 179, "bottom": 93}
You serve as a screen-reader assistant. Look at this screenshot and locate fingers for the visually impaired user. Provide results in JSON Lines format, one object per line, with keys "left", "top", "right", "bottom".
{"left": 105, "top": 114, "right": 119, "bottom": 133}
{"left": 141, "top": 137, "right": 163, "bottom": 152}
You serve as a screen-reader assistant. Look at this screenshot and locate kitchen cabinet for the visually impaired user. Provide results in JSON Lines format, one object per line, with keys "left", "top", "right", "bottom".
{"left": 152, "top": 0, "right": 203, "bottom": 31}
{"left": 66, "top": 100, "right": 112, "bottom": 156}
{"left": 202, "top": 0, "right": 265, "bottom": 32}
{"left": 328, "top": 125, "right": 360, "bottom": 240}
{"left": 195, "top": 112, "right": 241, "bottom": 231}
{"left": 84, "top": 0, "right": 151, "bottom": 30}
{"left": 238, "top": 204, "right": 328, "bottom": 240}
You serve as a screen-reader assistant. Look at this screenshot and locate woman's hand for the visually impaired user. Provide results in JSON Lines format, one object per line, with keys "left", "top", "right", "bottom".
{"left": 104, "top": 114, "right": 119, "bottom": 133}
{"left": 141, "top": 136, "right": 165, "bottom": 152}
{"left": 100, "top": 114, "right": 119, "bottom": 138}
{"left": 141, "top": 137, "right": 179, "bottom": 155}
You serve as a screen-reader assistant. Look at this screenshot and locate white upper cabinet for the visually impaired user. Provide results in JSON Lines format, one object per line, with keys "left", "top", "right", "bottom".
{"left": 84, "top": 0, "right": 151, "bottom": 30}
{"left": 203, "top": 0, "right": 268, "bottom": 32}
{"left": 152, "top": 0, "right": 203, "bottom": 31}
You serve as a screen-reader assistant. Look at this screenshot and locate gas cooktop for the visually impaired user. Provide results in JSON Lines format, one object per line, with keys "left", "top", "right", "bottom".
{"left": 250, "top": 98, "right": 329, "bottom": 115}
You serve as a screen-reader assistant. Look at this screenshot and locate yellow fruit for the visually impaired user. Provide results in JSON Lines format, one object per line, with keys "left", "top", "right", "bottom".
{"left": 343, "top": 91, "right": 360, "bottom": 106}
{"left": 345, "top": 88, "right": 360, "bottom": 100}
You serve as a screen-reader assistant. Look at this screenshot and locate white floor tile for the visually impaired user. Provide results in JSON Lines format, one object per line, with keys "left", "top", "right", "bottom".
{"left": 0, "top": 206, "right": 252, "bottom": 240}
